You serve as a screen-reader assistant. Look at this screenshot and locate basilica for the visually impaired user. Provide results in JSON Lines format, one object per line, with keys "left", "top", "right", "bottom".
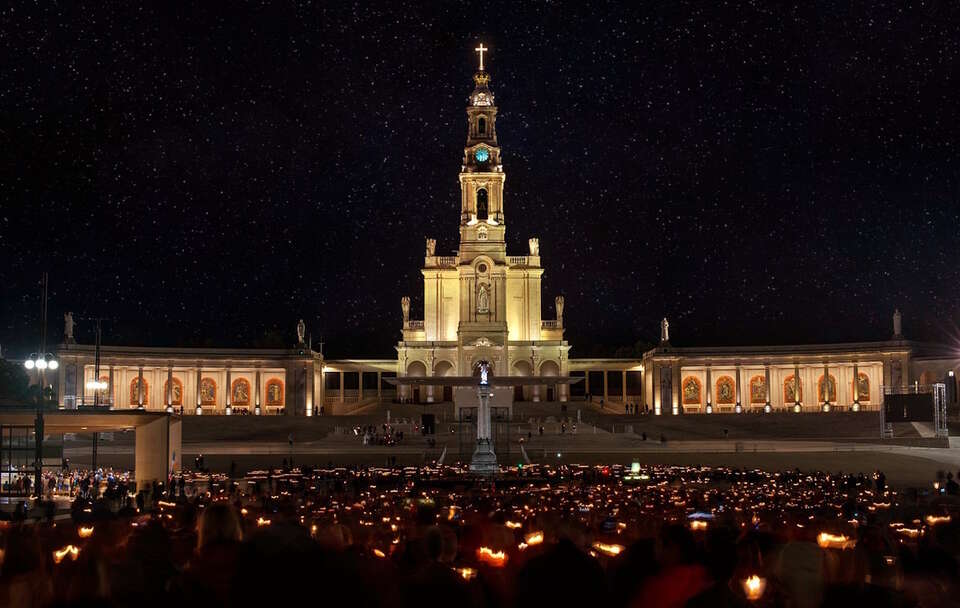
{"left": 51, "top": 46, "right": 960, "bottom": 416}
{"left": 396, "top": 47, "right": 570, "bottom": 406}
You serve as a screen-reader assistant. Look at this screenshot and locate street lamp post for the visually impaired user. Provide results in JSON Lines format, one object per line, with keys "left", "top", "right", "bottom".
{"left": 24, "top": 273, "right": 57, "bottom": 501}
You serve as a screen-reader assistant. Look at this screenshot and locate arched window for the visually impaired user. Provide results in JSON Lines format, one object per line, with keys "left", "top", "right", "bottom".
{"left": 715, "top": 376, "right": 735, "bottom": 404}
{"left": 749, "top": 375, "right": 767, "bottom": 404}
{"left": 232, "top": 378, "right": 251, "bottom": 406}
{"left": 200, "top": 377, "right": 217, "bottom": 406}
{"left": 476, "top": 188, "right": 488, "bottom": 220}
{"left": 164, "top": 377, "right": 183, "bottom": 406}
{"left": 818, "top": 374, "right": 837, "bottom": 402}
{"left": 681, "top": 377, "right": 701, "bottom": 405}
{"left": 265, "top": 379, "right": 284, "bottom": 406}
{"left": 784, "top": 375, "right": 802, "bottom": 404}
{"left": 854, "top": 373, "right": 870, "bottom": 402}
{"left": 129, "top": 378, "right": 149, "bottom": 406}
{"left": 478, "top": 116, "right": 486, "bottom": 135}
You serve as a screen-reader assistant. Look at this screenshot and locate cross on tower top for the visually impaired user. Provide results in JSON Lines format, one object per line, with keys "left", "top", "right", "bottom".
{"left": 475, "top": 43, "right": 488, "bottom": 71}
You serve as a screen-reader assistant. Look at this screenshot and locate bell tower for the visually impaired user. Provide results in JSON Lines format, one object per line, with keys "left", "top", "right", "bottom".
{"left": 459, "top": 44, "right": 506, "bottom": 263}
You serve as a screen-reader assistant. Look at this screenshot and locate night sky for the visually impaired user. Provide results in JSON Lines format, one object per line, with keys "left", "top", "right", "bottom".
{"left": 2, "top": 2, "right": 959, "bottom": 358}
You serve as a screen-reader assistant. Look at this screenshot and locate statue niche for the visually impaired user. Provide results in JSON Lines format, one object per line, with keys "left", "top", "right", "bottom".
{"left": 477, "top": 283, "right": 491, "bottom": 314}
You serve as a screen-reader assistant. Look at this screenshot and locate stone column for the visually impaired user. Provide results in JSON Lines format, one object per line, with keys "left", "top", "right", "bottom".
{"left": 706, "top": 366, "right": 713, "bottom": 412}
{"left": 57, "top": 362, "right": 66, "bottom": 407}
{"left": 108, "top": 365, "right": 114, "bottom": 409}
{"left": 559, "top": 381, "right": 568, "bottom": 403}
{"left": 196, "top": 368, "right": 202, "bottom": 413}
{"left": 764, "top": 365, "right": 771, "bottom": 409}
{"left": 166, "top": 367, "right": 173, "bottom": 409}
{"left": 339, "top": 371, "right": 345, "bottom": 403}
{"left": 822, "top": 362, "right": 830, "bottom": 410}
{"left": 852, "top": 362, "right": 860, "bottom": 407}
{"left": 602, "top": 371, "right": 609, "bottom": 404}
{"left": 584, "top": 371, "right": 590, "bottom": 399}
{"left": 794, "top": 362, "right": 801, "bottom": 409}
{"left": 137, "top": 366, "right": 144, "bottom": 408}
{"left": 357, "top": 371, "right": 364, "bottom": 402}
{"left": 305, "top": 364, "right": 313, "bottom": 416}
{"left": 639, "top": 365, "right": 645, "bottom": 411}
{"left": 672, "top": 364, "right": 681, "bottom": 415}
{"left": 255, "top": 369, "right": 262, "bottom": 414}
{"left": 225, "top": 368, "right": 232, "bottom": 414}
{"left": 735, "top": 364, "right": 742, "bottom": 410}
{"left": 77, "top": 365, "right": 84, "bottom": 407}
{"left": 621, "top": 370, "right": 627, "bottom": 403}
{"left": 652, "top": 363, "right": 660, "bottom": 415}
{"left": 377, "top": 371, "right": 382, "bottom": 403}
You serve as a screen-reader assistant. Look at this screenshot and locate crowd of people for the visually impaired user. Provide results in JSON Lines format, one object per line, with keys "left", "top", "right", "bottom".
{"left": 1, "top": 462, "right": 959, "bottom": 607}
{"left": 355, "top": 423, "right": 407, "bottom": 446}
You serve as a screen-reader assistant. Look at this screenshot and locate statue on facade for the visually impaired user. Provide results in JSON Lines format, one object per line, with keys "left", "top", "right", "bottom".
{"left": 425, "top": 238, "right": 436, "bottom": 257}
{"left": 893, "top": 308, "right": 903, "bottom": 338}
{"left": 296, "top": 319, "right": 306, "bottom": 345}
{"left": 528, "top": 237, "right": 539, "bottom": 256}
{"left": 401, "top": 296, "right": 411, "bottom": 324}
{"left": 660, "top": 317, "right": 670, "bottom": 343}
{"left": 64, "top": 312, "right": 75, "bottom": 343}
{"left": 555, "top": 295, "right": 565, "bottom": 326}
{"left": 477, "top": 283, "right": 490, "bottom": 313}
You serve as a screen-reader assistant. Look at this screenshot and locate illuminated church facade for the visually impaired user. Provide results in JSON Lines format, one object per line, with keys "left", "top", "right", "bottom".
{"left": 395, "top": 47, "right": 570, "bottom": 403}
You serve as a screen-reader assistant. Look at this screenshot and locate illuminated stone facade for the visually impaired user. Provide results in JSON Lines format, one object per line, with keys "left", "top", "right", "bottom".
{"left": 395, "top": 60, "right": 570, "bottom": 403}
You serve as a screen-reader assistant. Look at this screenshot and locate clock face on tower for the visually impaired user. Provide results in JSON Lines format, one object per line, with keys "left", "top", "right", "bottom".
{"left": 474, "top": 147, "right": 489, "bottom": 163}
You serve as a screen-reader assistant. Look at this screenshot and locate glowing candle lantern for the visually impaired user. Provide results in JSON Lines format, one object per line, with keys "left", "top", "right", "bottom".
{"left": 689, "top": 520, "right": 708, "bottom": 531}
{"left": 78, "top": 526, "right": 94, "bottom": 539}
{"left": 256, "top": 517, "right": 272, "bottom": 527}
{"left": 53, "top": 545, "right": 80, "bottom": 564}
{"left": 741, "top": 575, "right": 766, "bottom": 601}
{"left": 817, "top": 532, "right": 855, "bottom": 550}
{"left": 925, "top": 515, "right": 951, "bottom": 526}
{"left": 524, "top": 531, "right": 544, "bottom": 546}
{"left": 592, "top": 542, "right": 624, "bottom": 556}
{"left": 477, "top": 546, "right": 508, "bottom": 567}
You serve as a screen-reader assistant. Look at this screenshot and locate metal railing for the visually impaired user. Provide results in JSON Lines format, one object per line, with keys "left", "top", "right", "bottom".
{"left": 541, "top": 320, "right": 560, "bottom": 329}
{"left": 405, "top": 320, "right": 424, "bottom": 330}
{"left": 435, "top": 256, "right": 457, "bottom": 267}
{"left": 508, "top": 256, "right": 529, "bottom": 266}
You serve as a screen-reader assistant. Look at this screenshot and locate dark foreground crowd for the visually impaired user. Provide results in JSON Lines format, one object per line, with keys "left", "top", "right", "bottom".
{"left": 1, "top": 463, "right": 959, "bottom": 608}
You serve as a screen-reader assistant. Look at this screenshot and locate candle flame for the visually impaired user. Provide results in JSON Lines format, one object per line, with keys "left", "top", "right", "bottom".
{"left": 817, "top": 532, "right": 855, "bottom": 549}
{"left": 592, "top": 542, "right": 624, "bottom": 556}
{"left": 742, "top": 575, "right": 766, "bottom": 600}
{"left": 53, "top": 545, "right": 80, "bottom": 564}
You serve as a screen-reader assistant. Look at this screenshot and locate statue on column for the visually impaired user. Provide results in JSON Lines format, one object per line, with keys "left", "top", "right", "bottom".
{"left": 555, "top": 296, "right": 564, "bottom": 326}
{"left": 893, "top": 308, "right": 903, "bottom": 338}
{"left": 425, "top": 238, "right": 436, "bottom": 257}
{"left": 401, "top": 296, "right": 411, "bottom": 324}
{"left": 660, "top": 317, "right": 670, "bottom": 344}
{"left": 296, "top": 319, "right": 306, "bottom": 345}
{"left": 528, "top": 237, "right": 540, "bottom": 256}
{"left": 64, "top": 312, "right": 75, "bottom": 343}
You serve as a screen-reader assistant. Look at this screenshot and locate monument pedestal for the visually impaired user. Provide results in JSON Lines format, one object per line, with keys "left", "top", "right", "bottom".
{"left": 469, "top": 383, "right": 498, "bottom": 475}
{"left": 469, "top": 438, "right": 498, "bottom": 474}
